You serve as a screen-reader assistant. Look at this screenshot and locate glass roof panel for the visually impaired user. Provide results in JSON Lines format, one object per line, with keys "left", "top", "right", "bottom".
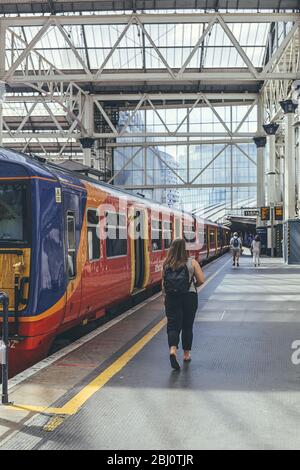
{"left": 4, "top": 19, "right": 275, "bottom": 72}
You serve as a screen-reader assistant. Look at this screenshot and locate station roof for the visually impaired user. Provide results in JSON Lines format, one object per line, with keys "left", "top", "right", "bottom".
{"left": 0, "top": 1, "right": 298, "bottom": 14}
{"left": 0, "top": 0, "right": 297, "bottom": 154}
{"left": 4, "top": 13, "right": 282, "bottom": 95}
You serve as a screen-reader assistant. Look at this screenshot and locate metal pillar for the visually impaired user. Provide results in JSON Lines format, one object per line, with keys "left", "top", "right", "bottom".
{"left": 262, "top": 120, "right": 279, "bottom": 259}
{"left": 0, "top": 22, "right": 6, "bottom": 148}
{"left": 253, "top": 136, "right": 266, "bottom": 208}
{"left": 82, "top": 95, "right": 94, "bottom": 135}
{"left": 268, "top": 134, "right": 276, "bottom": 205}
{"left": 263, "top": 122, "right": 279, "bottom": 207}
{"left": 0, "top": 83, "right": 4, "bottom": 147}
{"left": 275, "top": 139, "right": 283, "bottom": 204}
{"left": 255, "top": 95, "right": 266, "bottom": 209}
{"left": 80, "top": 95, "right": 95, "bottom": 166}
{"left": 280, "top": 100, "right": 298, "bottom": 220}
{"left": 277, "top": 140, "right": 285, "bottom": 204}
{"left": 295, "top": 121, "right": 300, "bottom": 214}
{"left": 83, "top": 148, "right": 92, "bottom": 167}
{"left": 79, "top": 137, "right": 95, "bottom": 167}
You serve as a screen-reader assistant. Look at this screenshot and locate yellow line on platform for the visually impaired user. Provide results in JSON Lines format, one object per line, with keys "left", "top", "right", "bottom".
{"left": 9, "top": 318, "right": 167, "bottom": 416}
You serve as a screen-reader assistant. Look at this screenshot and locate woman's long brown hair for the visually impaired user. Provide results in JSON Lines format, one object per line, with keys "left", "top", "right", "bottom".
{"left": 163, "top": 238, "right": 188, "bottom": 271}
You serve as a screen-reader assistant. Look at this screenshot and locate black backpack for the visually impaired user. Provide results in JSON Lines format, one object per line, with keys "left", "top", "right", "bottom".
{"left": 164, "top": 264, "right": 193, "bottom": 295}
{"left": 233, "top": 237, "right": 239, "bottom": 248}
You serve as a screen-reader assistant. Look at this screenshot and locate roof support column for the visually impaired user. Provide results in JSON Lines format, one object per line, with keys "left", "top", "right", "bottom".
{"left": 280, "top": 100, "right": 298, "bottom": 220}
{"left": 254, "top": 94, "right": 266, "bottom": 217}
{"left": 253, "top": 136, "right": 267, "bottom": 212}
{"left": 278, "top": 141, "right": 285, "bottom": 204}
{"left": 79, "top": 95, "right": 95, "bottom": 166}
{"left": 0, "top": 20, "right": 6, "bottom": 147}
{"left": 296, "top": 121, "right": 300, "bottom": 215}
{"left": 263, "top": 123, "right": 279, "bottom": 207}
{"left": 79, "top": 137, "right": 95, "bottom": 167}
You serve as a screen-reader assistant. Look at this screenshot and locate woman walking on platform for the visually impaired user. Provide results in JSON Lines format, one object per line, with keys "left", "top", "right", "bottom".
{"left": 251, "top": 235, "right": 261, "bottom": 267}
{"left": 162, "top": 239, "right": 205, "bottom": 371}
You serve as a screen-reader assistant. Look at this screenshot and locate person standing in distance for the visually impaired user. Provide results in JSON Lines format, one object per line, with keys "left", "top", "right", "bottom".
{"left": 251, "top": 234, "right": 261, "bottom": 267}
{"left": 230, "top": 232, "right": 242, "bottom": 267}
{"left": 162, "top": 238, "right": 205, "bottom": 371}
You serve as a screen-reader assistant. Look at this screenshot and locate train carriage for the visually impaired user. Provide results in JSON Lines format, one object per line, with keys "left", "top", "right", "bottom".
{"left": 0, "top": 149, "right": 230, "bottom": 376}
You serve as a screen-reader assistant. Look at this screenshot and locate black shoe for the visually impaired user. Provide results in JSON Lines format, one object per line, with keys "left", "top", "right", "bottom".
{"left": 232, "top": 262, "right": 235, "bottom": 266}
{"left": 183, "top": 357, "right": 191, "bottom": 363}
{"left": 237, "top": 263, "right": 239, "bottom": 267}
{"left": 170, "top": 354, "right": 180, "bottom": 370}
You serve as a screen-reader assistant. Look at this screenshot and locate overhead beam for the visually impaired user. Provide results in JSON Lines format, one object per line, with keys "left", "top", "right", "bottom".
{"left": 92, "top": 93, "right": 258, "bottom": 101}
{"left": 93, "top": 131, "right": 255, "bottom": 138}
{"left": 2, "top": 13, "right": 299, "bottom": 27}
{"left": 7, "top": 71, "right": 298, "bottom": 84}
{"left": 107, "top": 138, "right": 254, "bottom": 147}
{"left": 0, "top": 131, "right": 254, "bottom": 139}
{"left": 4, "top": 93, "right": 258, "bottom": 102}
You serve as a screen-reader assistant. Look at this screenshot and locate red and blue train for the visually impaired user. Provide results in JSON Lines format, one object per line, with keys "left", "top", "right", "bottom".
{"left": 0, "top": 149, "right": 230, "bottom": 376}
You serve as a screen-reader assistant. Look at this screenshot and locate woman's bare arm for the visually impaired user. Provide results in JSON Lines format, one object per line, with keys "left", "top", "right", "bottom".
{"left": 192, "top": 259, "right": 205, "bottom": 286}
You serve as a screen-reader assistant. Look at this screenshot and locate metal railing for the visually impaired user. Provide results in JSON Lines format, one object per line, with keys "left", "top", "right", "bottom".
{"left": 0, "top": 291, "right": 10, "bottom": 405}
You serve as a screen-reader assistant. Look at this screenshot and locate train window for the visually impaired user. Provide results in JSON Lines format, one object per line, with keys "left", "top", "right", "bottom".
{"left": 174, "top": 217, "right": 181, "bottom": 238}
{"left": 183, "top": 223, "right": 196, "bottom": 243}
{"left": 163, "top": 221, "right": 173, "bottom": 249}
{"left": 106, "top": 212, "right": 118, "bottom": 226}
{"left": 87, "top": 209, "right": 99, "bottom": 226}
{"left": 67, "top": 212, "right": 76, "bottom": 278}
{"left": 105, "top": 212, "right": 127, "bottom": 258}
{"left": 87, "top": 209, "right": 100, "bottom": 261}
{"left": 151, "top": 219, "right": 162, "bottom": 251}
{"left": 198, "top": 227, "right": 205, "bottom": 246}
{"left": 119, "top": 214, "right": 127, "bottom": 227}
{"left": 209, "top": 229, "right": 215, "bottom": 244}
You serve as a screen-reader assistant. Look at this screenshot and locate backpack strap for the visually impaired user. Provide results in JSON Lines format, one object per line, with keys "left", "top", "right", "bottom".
{"left": 186, "top": 258, "right": 197, "bottom": 291}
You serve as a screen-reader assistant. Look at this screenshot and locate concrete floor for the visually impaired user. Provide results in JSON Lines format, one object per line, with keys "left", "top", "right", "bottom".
{"left": 1, "top": 253, "right": 300, "bottom": 450}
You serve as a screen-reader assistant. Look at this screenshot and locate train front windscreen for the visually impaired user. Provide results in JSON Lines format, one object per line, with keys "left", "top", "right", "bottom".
{"left": 0, "top": 181, "right": 31, "bottom": 312}
{"left": 0, "top": 182, "right": 30, "bottom": 244}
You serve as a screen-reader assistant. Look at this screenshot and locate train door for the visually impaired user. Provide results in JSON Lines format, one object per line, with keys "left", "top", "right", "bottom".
{"left": 208, "top": 225, "right": 216, "bottom": 258}
{"left": 206, "top": 225, "right": 210, "bottom": 258}
{"left": 218, "top": 227, "right": 222, "bottom": 254}
{"left": 104, "top": 208, "right": 129, "bottom": 302}
{"left": 198, "top": 223, "right": 207, "bottom": 263}
{"left": 63, "top": 191, "right": 82, "bottom": 323}
{"left": 132, "top": 208, "right": 149, "bottom": 291}
{"left": 82, "top": 207, "right": 104, "bottom": 316}
{"left": 214, "top": 227, "right": 218, "bottom": 255}
{"left": 134, "top": 209, "right": 145, "bottom": 289}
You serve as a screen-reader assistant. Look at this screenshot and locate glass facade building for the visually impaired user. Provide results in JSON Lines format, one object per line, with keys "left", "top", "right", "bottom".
{"left": 113, "top": 104, "right": 257, "bottom": 218}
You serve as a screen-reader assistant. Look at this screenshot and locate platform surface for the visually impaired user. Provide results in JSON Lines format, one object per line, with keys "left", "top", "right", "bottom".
{"left": 1, "top": 253, "right": 300, "bottom": 450}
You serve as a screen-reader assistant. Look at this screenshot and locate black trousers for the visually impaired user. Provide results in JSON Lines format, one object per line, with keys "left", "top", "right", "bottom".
{"left": 165, "top": 292, "right": 198, "bottom": 350}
